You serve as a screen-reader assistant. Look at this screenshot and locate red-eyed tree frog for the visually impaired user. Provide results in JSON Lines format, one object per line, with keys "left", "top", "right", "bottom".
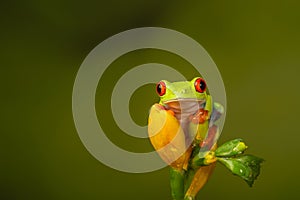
{"left": 148, "top": 77, "right": 263, "bottom": 200}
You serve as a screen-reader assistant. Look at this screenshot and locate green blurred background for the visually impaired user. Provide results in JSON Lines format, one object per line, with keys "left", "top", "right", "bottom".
{"left": 2, "top": 0, "right": 300, "bottom": 199}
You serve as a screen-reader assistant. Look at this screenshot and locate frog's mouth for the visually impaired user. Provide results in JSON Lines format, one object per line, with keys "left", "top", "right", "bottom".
{"left": 163, "top": 99, "right": 205, "bottom": 121}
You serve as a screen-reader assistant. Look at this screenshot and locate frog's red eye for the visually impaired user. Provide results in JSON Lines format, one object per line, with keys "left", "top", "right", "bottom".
{"left": 194, "top": 78, "right": 206, "bottom": 93}
{"left": 156, "top": 81, "right": 166, "bottom": 96}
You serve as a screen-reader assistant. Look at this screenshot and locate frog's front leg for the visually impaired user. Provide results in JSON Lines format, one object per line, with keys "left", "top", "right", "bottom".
{"left": 189, "top": 101, "right": 224, "bottom": 147}
{"left": 188, "top": 94, "right": 212, "bottom": 123}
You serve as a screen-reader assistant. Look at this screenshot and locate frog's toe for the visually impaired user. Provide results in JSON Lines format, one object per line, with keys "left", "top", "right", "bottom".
{"left": 189, "top": 109, "right": 208, "bottom": 124}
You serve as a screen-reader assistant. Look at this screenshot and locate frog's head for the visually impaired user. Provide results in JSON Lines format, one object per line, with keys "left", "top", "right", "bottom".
{"left": 156, "top": 77, "right": 209, "bottom": 105}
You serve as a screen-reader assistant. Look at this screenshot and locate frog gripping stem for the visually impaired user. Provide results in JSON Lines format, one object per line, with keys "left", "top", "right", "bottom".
{"left": 148, "top": 78, "right": 264, "bottom": 200}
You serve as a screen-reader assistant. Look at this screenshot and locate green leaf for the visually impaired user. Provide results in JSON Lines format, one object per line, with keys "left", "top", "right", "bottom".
{"left": 217, "top": 155, "right": 264, "bottom": 187}
{"left": 215, "top": 138, "right": 247, "bottom": 157}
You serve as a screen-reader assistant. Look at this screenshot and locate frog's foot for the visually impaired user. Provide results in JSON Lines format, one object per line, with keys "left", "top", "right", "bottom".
{"left": 189, "top": 109, "right": 208, "bottom": 124}
{"left": 204, "top": 151, "right": 217, "bottom": 165}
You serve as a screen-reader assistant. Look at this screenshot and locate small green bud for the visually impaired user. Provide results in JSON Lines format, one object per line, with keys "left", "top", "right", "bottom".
{"left": 190, "top": 151, "right": 216, "bottom": 169}
{"left": 233, "top": 142, "right": 248, "bottom": 153}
